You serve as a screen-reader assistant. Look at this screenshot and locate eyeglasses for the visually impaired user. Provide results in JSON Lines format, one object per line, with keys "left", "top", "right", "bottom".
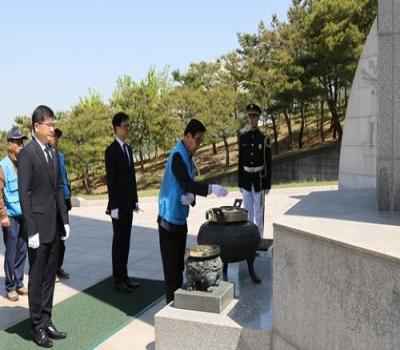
{"left": 119, "top": 123, "right": 131, "bottom": 129}
{"left": 36, "top": 122, "right": 56, "bottom": 129}
{"left": 194, "top": 137, "right": 203, "bottom": 146}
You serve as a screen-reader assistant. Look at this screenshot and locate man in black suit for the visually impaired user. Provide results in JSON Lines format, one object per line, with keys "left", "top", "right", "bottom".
{"left": 18, "top": 105, "right": 70, "bottom": 348}
{"left": 105, "top": 112, "right": 139, "bottom": 293}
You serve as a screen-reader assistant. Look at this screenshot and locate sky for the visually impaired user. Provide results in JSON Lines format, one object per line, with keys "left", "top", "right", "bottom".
{"left": 0, "top": 0, "right": 291, "bottom": 130}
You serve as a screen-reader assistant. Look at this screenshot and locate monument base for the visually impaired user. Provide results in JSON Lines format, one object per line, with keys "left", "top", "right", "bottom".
{"left": 273, "top": 189, "right": 400, "bottom": 350}
{"left": 174, "top": 281, "right": 234, "bottom": 313}
{"left": 155, "top": 300, "right": 271, "bottom": 350}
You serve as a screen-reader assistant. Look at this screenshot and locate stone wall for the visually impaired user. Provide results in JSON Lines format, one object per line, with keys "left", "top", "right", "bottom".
{"left": 210, "top": 142, "right": 340, "bottom": 187}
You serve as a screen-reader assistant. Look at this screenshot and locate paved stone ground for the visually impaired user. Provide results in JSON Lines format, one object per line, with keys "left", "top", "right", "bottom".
{"left": 0, "top": 185, "right": 337, "bottom": 349}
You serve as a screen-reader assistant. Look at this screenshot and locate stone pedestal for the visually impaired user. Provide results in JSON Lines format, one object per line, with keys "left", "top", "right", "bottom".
{"left": 155, "top": 300, "right": 272, "bottom": 350}
{"left": 272, "top": 190, "right": 400, "bottom": 350}
{"left": 174, "top": 281, "right": 234, "bottom": 313}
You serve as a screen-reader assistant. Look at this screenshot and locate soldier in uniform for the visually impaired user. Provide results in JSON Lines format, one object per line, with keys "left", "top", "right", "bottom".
{"left": 238, "top": 104, "right": 272, "bottom": 243}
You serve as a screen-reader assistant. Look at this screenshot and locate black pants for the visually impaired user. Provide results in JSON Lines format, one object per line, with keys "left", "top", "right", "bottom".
{"left": 158, "top": 224, "right": 187, "bottom": 304}
{"left": 28, "top": 236, "right": 59, "bottom": 331}
{"left": 111, "top": 211, "right": 133, "bottom": 284}
{"left": 57, "top": 240, "right": 65, "bottom": 270}
{"left": 58, "top": 205, "right": 69, "bottom": 270}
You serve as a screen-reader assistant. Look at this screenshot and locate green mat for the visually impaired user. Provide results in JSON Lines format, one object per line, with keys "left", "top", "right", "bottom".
{"left": 0, "top": 277, "right": 164, "bottom": 349}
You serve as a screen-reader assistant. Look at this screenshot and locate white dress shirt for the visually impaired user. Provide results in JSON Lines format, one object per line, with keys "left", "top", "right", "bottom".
{"left": 34, "top": 135, "right": 52, "bottom": 162}
{"left": 115, "top": 137, "right": 130, "bottom": 164}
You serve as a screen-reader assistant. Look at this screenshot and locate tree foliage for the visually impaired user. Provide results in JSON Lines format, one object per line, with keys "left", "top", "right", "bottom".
{"left": 4, "top": 0, "right": 376, "bottom": 192}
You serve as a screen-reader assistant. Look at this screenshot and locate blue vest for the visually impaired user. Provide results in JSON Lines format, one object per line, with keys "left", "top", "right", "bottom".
{"left": 0, "top": 156, "right": 22, "bottom": 217}
{"left": 158, "top": 141, "right": 194, "bottom": 225}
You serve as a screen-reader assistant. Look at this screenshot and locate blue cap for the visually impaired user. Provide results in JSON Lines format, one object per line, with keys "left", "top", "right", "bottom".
{"left": 7, "top": 127, "right": 28, "bottom": 141}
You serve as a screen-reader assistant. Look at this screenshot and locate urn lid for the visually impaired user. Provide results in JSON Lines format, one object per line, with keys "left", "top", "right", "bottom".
{"left": 187, "top": 244, "right": 220, "bottom": 258}
{"left": 206, "top": 199, "right": 248, "bottom": 224}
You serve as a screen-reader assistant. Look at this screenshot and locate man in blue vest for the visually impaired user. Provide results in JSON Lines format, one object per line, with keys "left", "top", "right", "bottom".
{"left": 52, "top": 128, "right": 71, "bottom": 280}
{"left": 0, "top": 127, "right": 28, "bottom": 301}
{"left": 158, "top": 118, "right": 228, "bottom": 303}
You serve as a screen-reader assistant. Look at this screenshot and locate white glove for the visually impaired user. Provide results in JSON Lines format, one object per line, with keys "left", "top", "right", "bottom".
{"left": 111, "top": 208, "right": 119, "bottom": 220}
{"left": 61, "top": 224, "right": 70, "bottom": 241}
{"left": 211, "top": 184, "right": 228, "bottom": 197}
{"left": 181, "top": 193, "right": 195, "bottom": 206}
{"left": 264, "top": 189, "right": 270, "bottom": 196}
{"left": 28, "top": 233, "right": 40, "bottom": 249}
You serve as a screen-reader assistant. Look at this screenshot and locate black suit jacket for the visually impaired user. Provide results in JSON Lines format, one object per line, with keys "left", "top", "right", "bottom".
{"left": 18, "top": 138, "right": 68, "bottom": 243}
{"left": 105, "top": 139, "right": 138, "bottom": 213}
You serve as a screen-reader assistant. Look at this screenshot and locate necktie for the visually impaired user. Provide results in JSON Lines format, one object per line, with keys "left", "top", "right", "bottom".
{"left": 44, "top": 147, "right": 54, "bottom": 173}
{"left": 123, "top": 143, "right": 130, "bottom": 165}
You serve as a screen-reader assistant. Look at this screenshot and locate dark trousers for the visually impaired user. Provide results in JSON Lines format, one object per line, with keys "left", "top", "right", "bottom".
{"left": 58, "top": 202, "right": 69, "bottom": 270}
{"left": 28, "top": 236, "right": 59, "bottom": 331}
{"left": 2, "top": 216, "right": 27, "bottom": 292}
{"left": 158, "top": 224, "right": 187, "bottom": 304}
{"left": 57, "top": 240, "right": 65, "bottom": 270}
{"left": 111, "top": 211, "right": 133, "bottom": 284}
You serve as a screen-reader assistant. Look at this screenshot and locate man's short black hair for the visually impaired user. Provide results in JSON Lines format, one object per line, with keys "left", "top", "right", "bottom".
{"left": 32, "top": 105, "right": 55, "bottom": 127}
{"left": 54, "top": 128, "right": 63, "bottom": 138}
{"left": 184, "top": 118, "right": 206, "bottom": 137}
{"left": 112, "top": 112, "right": 130, "bottom": 132}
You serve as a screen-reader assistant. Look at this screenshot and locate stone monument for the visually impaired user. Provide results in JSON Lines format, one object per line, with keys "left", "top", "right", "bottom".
{"left": 339, "top": 5, "right": 400, "bottom": 213}
{"left": 376, "top": 1, "right": 400, "bottom": 211}
{"left": 338, "top": 20, "right": 378, "bottom": 190}
{"left": 272, "top": 3, "right": 400, "bottom": 349}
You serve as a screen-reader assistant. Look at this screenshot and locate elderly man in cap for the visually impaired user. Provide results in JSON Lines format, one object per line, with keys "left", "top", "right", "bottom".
{"left": 51, "top": 128, "right": 71, "bottom": 280}
{"left": 0, "top": 127, "right": 28, "bottom": 301}
{"left": 238, "top": 104, "right": 272, "bottom": 247}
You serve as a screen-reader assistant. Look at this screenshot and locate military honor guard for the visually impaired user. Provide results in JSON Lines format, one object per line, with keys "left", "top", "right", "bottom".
{"left": 238, "top": 104, "right": 272, "bottom": 246}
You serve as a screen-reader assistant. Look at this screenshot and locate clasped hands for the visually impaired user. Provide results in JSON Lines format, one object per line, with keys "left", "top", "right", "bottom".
{"left": 110, "top": 203, "right": 140, "bottom": 220}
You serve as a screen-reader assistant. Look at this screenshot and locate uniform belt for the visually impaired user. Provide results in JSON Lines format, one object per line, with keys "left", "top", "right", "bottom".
{"left": 243, "top": 165, "right": 263, "bottom": 173}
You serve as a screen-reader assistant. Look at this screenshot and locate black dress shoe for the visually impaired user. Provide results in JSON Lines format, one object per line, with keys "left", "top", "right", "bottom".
{"left": 124, "top": 277, "right": 140, "bottom": 289}
{"left": 45, "top": 323, "right": 67, "bottom": 339}
{"left": 32, "top": 328, "right": 53, "bottom": 348}
{"left": 114, "top": 282, "right": 132, "bottom": 293}
{"left": 57, "top": 268, "right": 70, "bottom": 280}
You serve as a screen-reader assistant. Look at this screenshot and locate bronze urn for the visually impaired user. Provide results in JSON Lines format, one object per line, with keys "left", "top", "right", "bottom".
{"left": 185, "top": 244, "right": 223, "bottom": 292}
{"left": 197, "top": 199, "right": 261, "bottom": 283}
